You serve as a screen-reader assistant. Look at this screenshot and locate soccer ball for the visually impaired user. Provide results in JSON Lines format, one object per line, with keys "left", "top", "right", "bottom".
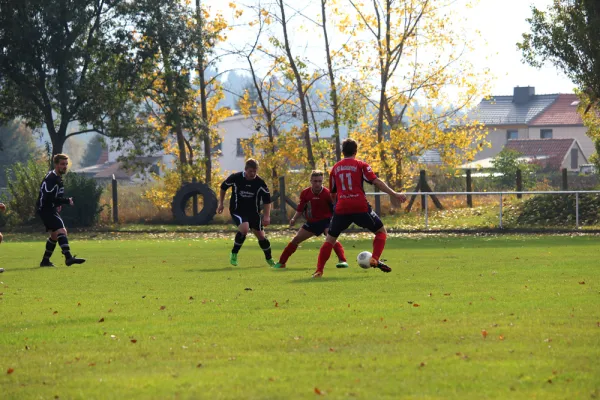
{"left": 356, "top": 251, "right": 372, "bottom": 269}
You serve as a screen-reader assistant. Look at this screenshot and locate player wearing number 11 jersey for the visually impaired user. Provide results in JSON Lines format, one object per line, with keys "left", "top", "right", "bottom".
{"left": 312, "top": 138, "right": 407, "bottom": 278}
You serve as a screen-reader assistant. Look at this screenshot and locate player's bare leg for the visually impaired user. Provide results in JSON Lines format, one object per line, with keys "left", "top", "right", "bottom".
{"left": 230, "top": 222, "right": 250, "bottom": 266}
{"left": 369, "top": 226, "right": 390, "bottom": 272}
{"left": 274, "top": 228, "right": 314, "bottom": 269}
{"left": 253, "top": 229, "right": 274, "bottom": 267}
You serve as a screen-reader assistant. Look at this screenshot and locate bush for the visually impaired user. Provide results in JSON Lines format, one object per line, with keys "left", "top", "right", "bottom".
{"left": 60, "top": 173, "right": 104, "bottom": 227}
{"left": 517, "top": 193, "right": 600, "bottom": 226}
{"left": 6, "top": 158, "right": 48, "bottom": 225}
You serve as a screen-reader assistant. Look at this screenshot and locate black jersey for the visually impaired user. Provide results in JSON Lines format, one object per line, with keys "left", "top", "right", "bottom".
{"left": 221, "top": 172, "right": 271, "bottom": 214}
{"left": 37, "top": 170, "right": 70, "bottom": 213}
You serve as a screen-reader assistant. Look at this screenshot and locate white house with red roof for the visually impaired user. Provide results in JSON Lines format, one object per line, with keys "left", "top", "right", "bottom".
{"left": 467, "top": 87, "right": 593, "bottom": 163}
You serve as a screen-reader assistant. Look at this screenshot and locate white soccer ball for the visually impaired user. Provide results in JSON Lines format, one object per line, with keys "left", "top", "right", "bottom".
{"left": 356, "top": 251, "right": 372, "bottom": 269}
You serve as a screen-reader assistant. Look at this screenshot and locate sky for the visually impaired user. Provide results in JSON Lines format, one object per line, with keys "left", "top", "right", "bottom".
{"left": 207, "top": 0, "right": 576, "bottom": 97}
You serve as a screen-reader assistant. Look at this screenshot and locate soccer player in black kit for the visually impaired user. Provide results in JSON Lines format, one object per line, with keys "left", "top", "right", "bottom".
{"left": 37, "top": 154, "right": 85, "bottom": 267}
{"left": 217, "top": 158, "right": 274, "bottom": 267}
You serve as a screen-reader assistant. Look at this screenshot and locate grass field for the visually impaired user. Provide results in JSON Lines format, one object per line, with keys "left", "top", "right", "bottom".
{"left": 0, "top": 233, "right": 599, "bottom": 399}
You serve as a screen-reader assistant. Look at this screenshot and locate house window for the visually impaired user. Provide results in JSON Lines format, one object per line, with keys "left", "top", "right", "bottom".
{"left": 571, "top": 148, "right": 578, "bottom": 169}
{"left": 541, "top": 129, "right": 553, "bottom": 139}
{"left": 506, "top": 130, "right": 518, "bottom": 141}
{"left": 236, "top": 139, "right": 253, "bottom": 157}
{"left": 211, "top": 142, "right": 222, "bottom": 155}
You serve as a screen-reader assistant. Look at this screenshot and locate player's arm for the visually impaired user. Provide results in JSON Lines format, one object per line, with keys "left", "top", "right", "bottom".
{"left": 289, "top": 211, "right": 302, "bottom": 226}
{"left": 372, "top": 178, "right": 407, "bottom": 203}
{"left": 292, "top": 191, "right": 307, "bottom": 225}
{"left": 218, "top": 174, "right": 235, "bottom": 214}
{"left": 260, "top": 182, "right": 272, "bottom": 226}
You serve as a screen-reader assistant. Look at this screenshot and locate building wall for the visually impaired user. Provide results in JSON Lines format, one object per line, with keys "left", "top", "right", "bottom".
{"left": 216, "top": 115, "right": 257, "bottom": 173}
{"left": 474, "top": 125, "right": 529, "bottom": 160}
{"left": 528, "top": 126, "right": 593, "bottom": 158}
{"left": 560, "top": 145, "right": 588, "bottom": 171}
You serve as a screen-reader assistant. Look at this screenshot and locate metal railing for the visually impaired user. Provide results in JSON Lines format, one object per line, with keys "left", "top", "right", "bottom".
{"left": 365, "top": 190, "right": 600, "bottom": 229}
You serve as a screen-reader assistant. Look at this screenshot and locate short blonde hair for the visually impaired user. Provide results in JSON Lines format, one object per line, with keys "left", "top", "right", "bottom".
{"left": 53, "top": 153, "right": 69, "bottom": 165}
{"left": 310, "top": 170, "right": 324, "bottom": 178}
{"left": 245, "top": 158, "right": 259, "bottom": 170}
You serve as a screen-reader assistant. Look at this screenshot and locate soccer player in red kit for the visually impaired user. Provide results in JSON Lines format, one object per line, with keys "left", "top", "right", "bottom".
{"left": 273, "top": 170, "right": 348, "bottom": 269}
{"left": 312, "top": 138, "right": 407, "bottom": 278}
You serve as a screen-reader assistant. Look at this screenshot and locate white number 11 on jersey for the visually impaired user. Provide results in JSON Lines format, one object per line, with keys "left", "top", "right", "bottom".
{"left": 340, "top": 173, "right": 353, "bottom": 191}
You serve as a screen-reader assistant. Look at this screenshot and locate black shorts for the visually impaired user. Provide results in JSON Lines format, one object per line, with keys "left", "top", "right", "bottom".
{"left": 231, "top": 211, "right": 263, "bottom": 231}
{"left": 302, "top": 218, "right": 331, "bottom": 236}
{"left": 39, "top": 211, "right": 66, "bottom": 232}
{"left": 328, "top": 209, "right": 384, "bottom": 238}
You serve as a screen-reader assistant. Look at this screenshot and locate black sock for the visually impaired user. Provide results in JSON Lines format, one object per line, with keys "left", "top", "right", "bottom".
{"left": 43, "top": 238, "right": 57, "bottom": 261}
{"left": 259, "top": 238, "right": 272, "bottom": 260}
{"left": 232, "top": 232, "right": 246, "bottom": 254}
{"left": 57, "top": 233, "right": 72, "bottom": 259}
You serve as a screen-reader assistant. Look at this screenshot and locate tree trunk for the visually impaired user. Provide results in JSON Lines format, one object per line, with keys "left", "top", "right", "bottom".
{"left": 278, "top": 0, "right": 315, "bottom": 169}
{"left": 321, "top": 0, "right": 341, "bottom": 162}
{"left": 196, "top": 0, "right": 211, "bottom": 185}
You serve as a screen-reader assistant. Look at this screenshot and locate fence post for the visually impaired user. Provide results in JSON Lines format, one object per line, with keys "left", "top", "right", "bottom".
{"left": 575, "top": 192, "right": 579, "bottom": 229}
{"left": 424, "top": 194, "right": 429, "bottom": 229}
{"left": 192, "top": 177, "right": 198, "bottom": 216}
{"left": 279, "top": 176, "right": 287, "bottom": 224}
{"left": 499, "top": 193, "right": 503, "bottom": 229}
{"left": 516, "top": 169, "right": 522, "bottom": 199}
{"left": 420, "top": 170, "right": 427, "bottom": 211}
{"left": 112, "top": 174, "right": 119, "bottom": 224}
{"left": 466, "top": 169, "right": 473, "bottom": 207}
{"left": 562, "top": 168, "right": 568, "bottom": 190}
{"left": 374, "top": 185, "right": 381, "bottom": 216}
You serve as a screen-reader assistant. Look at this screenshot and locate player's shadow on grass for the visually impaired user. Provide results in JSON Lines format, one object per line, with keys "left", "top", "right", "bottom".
{"left": 185, "top": 265, "right": 265, "bottom": 273}
{"left": 288, "top": 275, "right": 370, "bottom": 284}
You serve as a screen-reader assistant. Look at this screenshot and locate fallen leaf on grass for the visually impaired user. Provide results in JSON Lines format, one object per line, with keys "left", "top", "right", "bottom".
{"left": 160, "top": 306, "right": 166, "bottom": 310}
{"left": 196, "top": 363, "right": 202, "bottom": 368}
{"left": 130, "top": 339, "right": 137, "bottom": 343}
{"left": 482, "top": 329, "right": 488, "bottom": 339}
{"left": 329, "top": 348, "right": 335, "bottom": 352}
{"left": 499, "top": 335, "right": 505, "bottom": 340}
{"left": 53, "top": 311, "right": 58, "bottom": 315}
{"left": 98, "top": 318, "right": 104, "bottom": 323}
{"left": 579, "top": 281, "right": 585, "bottom": 285}
{"left": 77, "top": 302, "right": 81, "bottom": 306}
{"left": 314, "top": 387, "right": 323, "bottom": 395}
{"left": 444, "top": 293, "right": 451, "bottom": 296}
{"left": 419, "top": 362, "right": 426, "bottom": 368}
{"left": 274, "top": 301, "right": 278, "bottom": 308}
{"left": 7, "top": 368, "right": 14, "bottom": 374}
{"left": 108, "top": 309, "right": 112, "bottom": 313}
{"left": 189, "top": 296, "right": 194, "bottom": 300}
{"left": 88, "top": 363, "right": 95, "bottom": 367}
{"left": 413, "top": 303, "right": 420, "bottom": 307}
{"left": 244, "top": 288, "right": 253, "bottom": 291}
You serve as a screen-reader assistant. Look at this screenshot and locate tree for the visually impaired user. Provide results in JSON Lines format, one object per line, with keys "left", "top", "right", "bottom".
{"left": 518, "top": 0, "right": 600, "bottom": 169}
{"left": 340, "top": 0, "right": 490, "bottom": 187}
{"left": 519, "top": 0, "right": 600, "bottom": 103}
{"left": 0, "top": 121, "right": 40, "bottom": 187}
{"left": 491, "top": 149, "right": 538, "bottom": 190}
{"left": 0, "top": 0, "right": 144, "bottom": 155}
{"left": 81, "top": 134, "right": 105, "bottom": 168}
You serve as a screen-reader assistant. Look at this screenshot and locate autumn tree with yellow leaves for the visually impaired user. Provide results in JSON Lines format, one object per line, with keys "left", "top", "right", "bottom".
{"left": 335, "top": 0, "right": 490, "bottom": 188}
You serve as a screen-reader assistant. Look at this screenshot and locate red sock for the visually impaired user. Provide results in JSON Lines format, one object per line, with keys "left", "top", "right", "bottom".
{"left": 372, "top": 232, "right": 387, "bottom": 261}
{"left": 333, "top": 241, "right": 346, "bottom": 262}
{"left": 316, "top": 242, "right": 334, "bottom": 271}
{"left": 279, "top": 242, "right": 298, "bottom": 264}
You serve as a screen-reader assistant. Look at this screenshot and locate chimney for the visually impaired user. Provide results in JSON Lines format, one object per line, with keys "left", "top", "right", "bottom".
{"left": 513, "top": 86, "right": 535, "bottom": 104}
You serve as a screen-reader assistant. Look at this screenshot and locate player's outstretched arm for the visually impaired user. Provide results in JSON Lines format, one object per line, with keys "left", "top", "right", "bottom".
{"left": 373, "top": 178, "right": 407, "bottom": 203}
{"left": 289, "top": 211, "right": 302, "bottom": 226}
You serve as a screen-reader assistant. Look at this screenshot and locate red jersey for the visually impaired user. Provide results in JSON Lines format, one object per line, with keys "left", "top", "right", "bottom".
{"left": 296, "top": 186, "right": 333, "bottom": 223}
{"left": 329, "top": 158, "right": 377, "bottom": 214}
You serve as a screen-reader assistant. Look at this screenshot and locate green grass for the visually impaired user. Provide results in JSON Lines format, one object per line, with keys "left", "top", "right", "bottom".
{"left": 0, "top": 233, "right": 599, "bottom": 399}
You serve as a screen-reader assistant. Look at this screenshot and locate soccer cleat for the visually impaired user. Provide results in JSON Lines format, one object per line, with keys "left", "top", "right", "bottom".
{"left": 272, "top": 262, "right": 286, "bottom": 269}
{"left": 229, "top": 252, "right": 238, "bottom": 266}
{"left": 335, "top": 261, "right": 349, "bottom": 269}
{"left": 369, "top": 257, "right": 391, "bottom": 273}
{"left": 40, "top": 260, "right": 55, "bottom": 267}
{"left": 65, "top": 256, "right": 86, "bottom": 267}
{"left": 311, "top": 270, "right": 323, "bottom": 278}
{"left": 266, "top": 259, "right": 275, "bottom": 267}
